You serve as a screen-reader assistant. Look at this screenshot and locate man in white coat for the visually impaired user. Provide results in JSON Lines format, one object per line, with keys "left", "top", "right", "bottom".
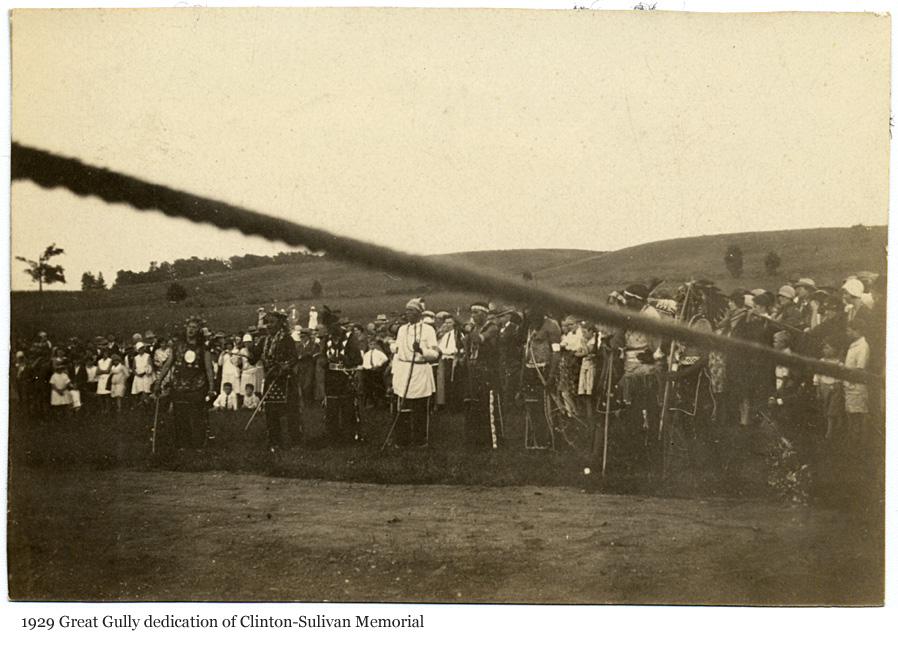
{"left": 391, "top": 298, "right": 441, "bottom": 447}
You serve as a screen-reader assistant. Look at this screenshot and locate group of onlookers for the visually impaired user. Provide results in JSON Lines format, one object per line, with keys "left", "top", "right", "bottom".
{"left": 11, "top": 270, "right": 885, "bottom": 464}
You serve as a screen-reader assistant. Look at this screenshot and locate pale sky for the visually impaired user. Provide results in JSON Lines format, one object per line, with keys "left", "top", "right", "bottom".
{"left": 7, "top": 1, "right": 891, "bottom": 292}
{"left": 2, "top": 1, "right": 897, "bottom": 640}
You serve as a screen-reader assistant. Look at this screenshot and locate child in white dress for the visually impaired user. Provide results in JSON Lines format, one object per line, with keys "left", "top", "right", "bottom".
{"left": 95, "top": 348, "right": 112, "bottom": 415}
{"left": 109, "top": 354, "right": 130, "bottom": 413}
{"left": 130, "top": 342, "right": 155, "bottom": 405}
{"left": 49, "top": 362, "right": 72, "bottom": 416}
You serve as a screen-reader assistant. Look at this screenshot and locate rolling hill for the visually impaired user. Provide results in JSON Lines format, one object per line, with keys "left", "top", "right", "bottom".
{"left": 10, "top": 226, "right": 886, "bottom": 341}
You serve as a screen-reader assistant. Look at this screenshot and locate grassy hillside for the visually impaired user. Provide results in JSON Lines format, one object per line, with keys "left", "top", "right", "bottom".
{"left": 10, "top": 226, "right": 886, "bottom": 341}
{"left": 541, "top": 226, "right": 888, "bottom": 300}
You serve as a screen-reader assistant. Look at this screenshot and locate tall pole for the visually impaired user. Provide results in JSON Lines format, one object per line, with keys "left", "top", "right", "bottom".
{"left": 601, "top": 347, "right": 614, "bottom": 476}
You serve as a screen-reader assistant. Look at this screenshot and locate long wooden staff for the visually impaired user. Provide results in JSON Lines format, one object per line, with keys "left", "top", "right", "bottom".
{"left": 151, "top": 393, "right": 161, "bottom": 455}
{"left": 601, "top": 346, "right": 614, "bottom": 476}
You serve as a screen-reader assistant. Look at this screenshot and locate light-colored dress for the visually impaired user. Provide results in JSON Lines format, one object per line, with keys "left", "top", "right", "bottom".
{"left": 844, "top": 337, "right": 870, "bottom": 414}
{"left": 239, "top": 348, "right": 264, "bottom": 393}
{"left": 49, "top": 372, "right": 72, "bottom": 406}
{"left": 131, "top": 352, "right": 155, "bottom": 394}
{"left": 110, "top": 363, "right": 129, "bottom": 398}
{"left": 95, "top": 357, "right": 112, "bottom": 395}
{"left": 219, "top": 350, "right": 243, "bottom": 394}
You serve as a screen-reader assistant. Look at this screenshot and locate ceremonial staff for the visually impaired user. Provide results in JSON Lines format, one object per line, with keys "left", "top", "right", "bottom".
{"left": 381, "top": 323, "right": 420, "bottom": 451}
{"left": 243, "top": 371, "right": 286, "bottom": 434}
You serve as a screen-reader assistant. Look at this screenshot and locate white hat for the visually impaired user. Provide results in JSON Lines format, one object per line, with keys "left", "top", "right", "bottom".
{"left": 778, "top": 285, "right": 796, "bottom": 299}
{"left": 242, "top": 333, "right": 253, "bottom": 342}
{"left": 842, "top": 278, "right": 865, "bottom": 298}
{"left": 794, "top": 278, "right": 816, "bottom": 289}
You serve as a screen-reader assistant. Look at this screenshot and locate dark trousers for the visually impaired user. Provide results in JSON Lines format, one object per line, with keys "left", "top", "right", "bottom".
{"left": 395, "top": 396, "right": 429, "bottom": 447}
{"left": 298, "top": 361, "right": 316, "bottom": 404}
{"left": 464, "top": 385, "right": 502, "bottom": 447}
{"left": 325, "top": 370, "right": 358, "bottom": 444}
{"left": 265, "top": 401, "right": 302, "bottom": 448}
{"left": 172, "top": 400, "right": 207, "bottom": 449}
{"left": 521, "top": 368, "right": 552, "bottom": 448}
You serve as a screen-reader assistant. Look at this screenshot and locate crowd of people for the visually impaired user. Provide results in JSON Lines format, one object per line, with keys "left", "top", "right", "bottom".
{"left": 11, "top": 270, "right": 886, "bottom": 465}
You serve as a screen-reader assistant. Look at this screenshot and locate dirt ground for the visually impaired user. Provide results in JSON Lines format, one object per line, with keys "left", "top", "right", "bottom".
{"left": 8, "top": 466, "right": 883, "bottom": 605}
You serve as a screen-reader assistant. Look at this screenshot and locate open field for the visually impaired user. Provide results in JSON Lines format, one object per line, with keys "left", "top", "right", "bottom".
{"left": 10, "top": 225, "right": 886, "bottom": 340}
{"left": 8, "top": 225, "right": 887, "bottom": 605}
{"left": 7, "top": 402, "right": 885, "bottom": 604}
{"left": 7, "top": 467, "right": 884, "bottom": 605}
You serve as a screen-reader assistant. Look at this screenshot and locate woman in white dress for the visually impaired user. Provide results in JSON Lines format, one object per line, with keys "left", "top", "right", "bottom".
{"left": 218, "top": 338, "right": 243, "bottom": 396}
{"left": 130, "top": 342, "right": 155, "bottom": 404}
{"left": 238, "top": 333, "right": 263, "bottom": 407}
{"left": 95, "top": 346, "right": 112, "bottom": 415}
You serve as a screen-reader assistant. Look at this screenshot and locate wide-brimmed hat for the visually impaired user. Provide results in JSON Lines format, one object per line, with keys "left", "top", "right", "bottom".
{"left": 793, "top": 278, "right": 816, "bottom": 290}
{"left": 842, "top": 278, "right": 865, "bottom": 298}
{"left": 375, "top": 314, "right": 388, "bottom": 322}
{"left": 777, "top": 285, "right": 796, "bottom": 299}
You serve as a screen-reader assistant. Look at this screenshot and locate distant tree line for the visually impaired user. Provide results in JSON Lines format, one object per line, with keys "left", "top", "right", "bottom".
{"left": 80, "top": 271, "right": 108, "bottom": 290}
{"left": 109, "top": 251, "right": 323, "bottom": 288}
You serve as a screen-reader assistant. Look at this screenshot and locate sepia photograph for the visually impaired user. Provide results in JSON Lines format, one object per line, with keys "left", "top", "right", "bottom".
{"left": 4, "top": 0, "right": 893, "bottom": 638}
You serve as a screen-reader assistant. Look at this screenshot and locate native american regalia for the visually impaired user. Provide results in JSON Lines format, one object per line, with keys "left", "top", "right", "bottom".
{"left": 259, "top": 327, "right": 299, "bottom": 449}
{"left": 666, "top": 317, "right": 715, "bottom": 442}
{"left": 169, "top": 339, "right": 212, "bottom": 449}
{"left": 435, "top": 322, "right": 462, "bottom": 410}
{"left": 521, "top": 317, "right": 562, "bottom": 449}
{"left": 498, "top": 318, "right": 523, "bottom": 406}
{"left": 322, "top": 328, "right": 363, "bottom": 444}
{"left": 464, "top": 319, "right": 503, "bottom": 447}
{"left": 620, "top": 305, "right": 664, "bottom": 423}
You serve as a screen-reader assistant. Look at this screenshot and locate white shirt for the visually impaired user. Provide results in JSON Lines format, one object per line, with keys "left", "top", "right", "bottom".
{"left": 362, "top": 348, "right": 389, "bottom": 370}
{"left": 213, "top": 391, "right": 238, "bottom": 410}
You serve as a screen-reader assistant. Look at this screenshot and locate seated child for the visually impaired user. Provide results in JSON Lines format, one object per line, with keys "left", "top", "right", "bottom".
{"left": 242, "top": 383, "right": 261, "bottom": 410}
{"left": 213, "top": 382, "right": 239, "bottom": 411}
